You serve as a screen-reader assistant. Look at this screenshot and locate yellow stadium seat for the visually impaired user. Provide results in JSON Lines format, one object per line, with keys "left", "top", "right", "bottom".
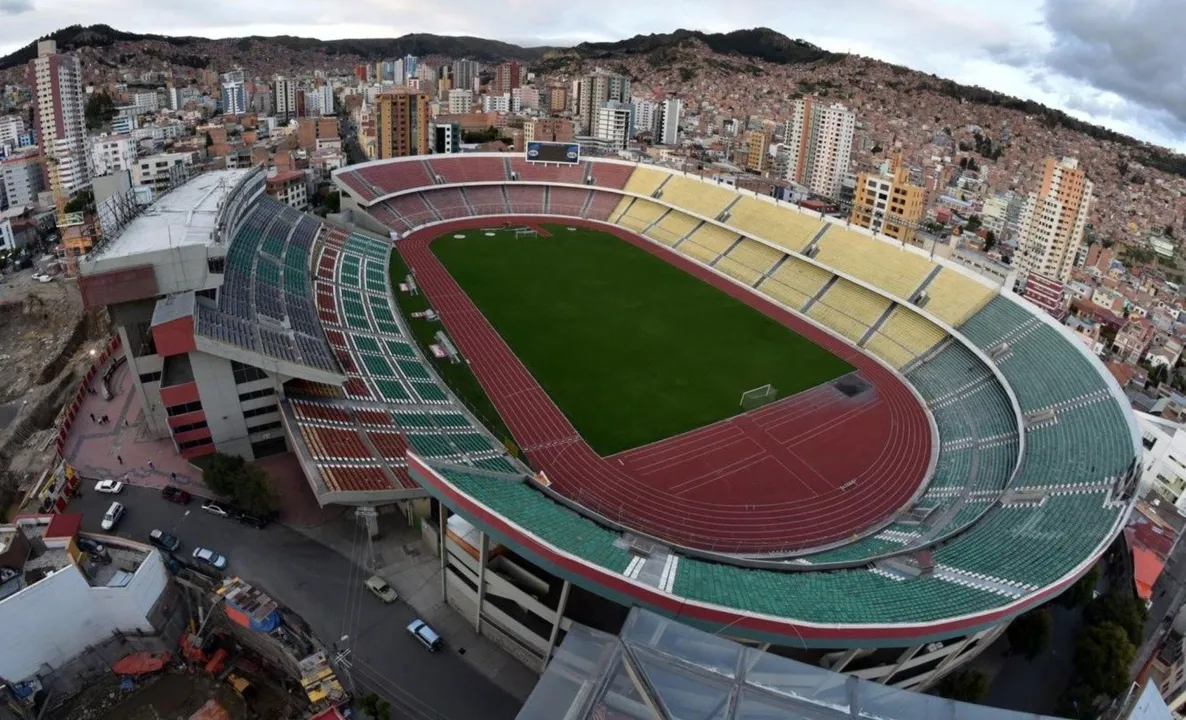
{"left": 759, "top": 278, "right": 811, "bottom": 311}
{"left": 658, "top": 177, "right": 737, "bottom": 219}
{"left": 807, "top": 302, "right": 868, "bottom": 343}
{"left": 864, "top": 333, "right": 916, "bottom": 369}
{"left": 880, "top": 307, "right": 947, "bottom": 356}
{"left": 622, "top": 166, "right": 670, "bottom": 198}
{"left": 616, "top": 199, "right": 667, "bottom": 233}
{"left": 683, "top": 222, "right": 739, "bottom": 254}
{"left": 724, "top": 239, "right": 783, "bottom": 275}
{"left": 769, "top": 258, "right": 833, "bottom": 298}
{"left": 922, "top": 269, "right": 997, "bottom": 326}
{"left": 645, "top": 210, "right": 700, "bottom": 246}
{"left": 727, "top": 197, "right": 825, "bottom": 252}
{"left": 714, "top": 257, "right": 763, "bottom": 286}
{"left": 815, "top": 279, "right": 891, "bottom": 325}
{"left": 813, "top": 228, "right": 935, "bottom": 300}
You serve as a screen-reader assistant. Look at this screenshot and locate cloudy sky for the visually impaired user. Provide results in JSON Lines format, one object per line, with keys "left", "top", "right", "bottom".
{"left": 2, "top": 0, "right": 1183, "bottom": 151}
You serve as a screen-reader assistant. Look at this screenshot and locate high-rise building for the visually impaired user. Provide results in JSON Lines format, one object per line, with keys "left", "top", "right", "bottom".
{"left": 311, "top": 85, "right": 334, "bottom": 116}
{"left": 220, "top": 77, "right": 246, "bottom": 115}
{"left": 0, "top": 154, "right": 45, "bottom": 208}
{"left": 482, "top": 93, "right": 511, "bottom": 114}
{"left": 494, "top": 62, "right": 521, "bottom": 94}
{"left": 452, "top": 60, "right": 479, "bottom": 95}
{"left": 547, "top": 84, "right": 568, "bottom": 114}
{"left": 850, "top": 153, "right": 926, "bottom": 244}
{"left": 524, "top": 118, "right": 574, "bottom": 144}
{"left": 376, "top": 91, "right": 430, "bottom": 158}
{"left": 595, "top": 105, "right": 633, "bottom": 150}
{"left": 781, "top": 97, "right": 855, "bottom": 198}
{"left": 575, "top": 72, "right": 630, "bottom": 135}
{"left": 91, "top": 134, "right": 136, "bottom": 176}
{"left": 631, "top": 99, "right": 657, "bottom": 136}
{"left": 745, "top": 130, "right": 769, "bottom": 174}
{"left": 28, "top": 40, "right": 91, "bottom": 198}
{"left": 0, "top": 116, "right": 24, "bottom": 147}
{"left": 447, "top": 89, "right": 474, "bottom": 115}
{"left": 273, "top": 76, "right": 297, "bottom": 121}
{"left": 432, "top": 122, "right": 460, "bottom": 154}
{"left": 402, "top": 55, "right": 419, "bottom": 80}
{"left": 656, "top": 98, "right": 681, "bottom": 145}
{"left": 1015, "top": 156, "right": 1094, "bottom": 284}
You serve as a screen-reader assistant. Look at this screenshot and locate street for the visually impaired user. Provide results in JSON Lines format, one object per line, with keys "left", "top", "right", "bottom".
{"left": 69, "top": 486, "right": 523, "bottom": 720}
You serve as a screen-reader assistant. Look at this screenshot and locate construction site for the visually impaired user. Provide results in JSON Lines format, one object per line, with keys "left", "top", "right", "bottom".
{"left": 6, "top": 570, "right": 348, "bottom": 720}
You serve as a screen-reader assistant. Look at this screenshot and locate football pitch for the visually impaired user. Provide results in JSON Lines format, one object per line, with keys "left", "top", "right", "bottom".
{"left": 431, "top": 223, "right": 853, "bottom": 454}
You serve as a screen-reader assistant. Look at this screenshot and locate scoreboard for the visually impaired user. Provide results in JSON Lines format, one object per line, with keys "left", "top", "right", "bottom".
{"left": 526, "top": 141, "right": 581, "bottom": 164}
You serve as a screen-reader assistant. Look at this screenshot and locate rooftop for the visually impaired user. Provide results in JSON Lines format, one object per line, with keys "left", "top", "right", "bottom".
{"left": 96, "top": 169, "right": 252, "bottom": 260}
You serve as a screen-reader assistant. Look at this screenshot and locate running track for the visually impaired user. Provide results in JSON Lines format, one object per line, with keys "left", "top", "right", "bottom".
{"left": 399, "top": 217, "right": 932, "bottom": 554}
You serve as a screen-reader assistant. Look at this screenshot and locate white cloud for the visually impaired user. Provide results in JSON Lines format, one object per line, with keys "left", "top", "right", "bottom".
{"left": 1, "top": 0, "right": 1181, "bottom": 150}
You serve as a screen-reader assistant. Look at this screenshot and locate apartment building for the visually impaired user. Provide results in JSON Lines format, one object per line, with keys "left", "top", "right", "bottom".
{"left": 595, "top": 106, "right": 632, "bottom": 150}
{"left": 0, "top": 154, "right": 44, "bottom": 208}
{"left": 273, "top": 76, "right": 298, "bottom": 121}
{"left": 447, "top": 89, "right": 474, "bottom": 115}
{"left": 28, "top": 40, "right": 91, "bottom": 198}
{"left": 656, "top": 98, "right": 682, "bottom": 146}
{"left": 1015, "top": 156, "right": 1095, "bottom": 284}
{"left": 452, "top": 59, "right": 479, "bottom": 94}
{"left": 575, "top": 72, "right": 630, "bottom": 136}
{"left": 220, "top": 77, "right": 246, "bottom": 116}
{"left": 296, "top": 118, "right": 339, "bottom": 152}
{"left": 745, "top": 130, "right": 769, "bottom": 174}
{"left": 131, "top": 150, "right": 197, "bottom": 193}
{"left": 482, "top": 93, "right": 511, "bottom": 114}
{"left": 376, "top": 91, "right": 430, "bottom": 158}
{"left": 91, "top": 134, "right": 136, "bottom": 177}
{"left": 524, "top": 118, "right": 574, "bottom": 144}
{"left": 850, "top": 154, "right": 925, "bottom": 244}
{"left": 494, "top": 61, "right": 521, "bottom": 94}
{"left": 265, "top": 170, "right": 308, "bottom": 211}
{"left": 0, "top": 116, "right": 24, "bottom": 147}
{"left": 782, "top": 97, "right": 855, "bottom": 198}
{"left": 632, "top": 99, "right": 656, "bottom": 137}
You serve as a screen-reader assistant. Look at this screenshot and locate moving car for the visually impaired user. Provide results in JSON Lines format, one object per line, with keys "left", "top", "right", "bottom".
{"left": 94, "top": 479, "right": 124, "bottom": 494}
{"left": 234, "top": 509, "right": 276, "bottom": 529}
{"left": 100, "top": 501, "right": 125, "bottom": 531}
{"left": 364, "top": 576, "right": 398, "bottom": 603}
{"left": 192, "top": 547, "right": 227, "bottom": 570}
{"left": 201, "top": 500, "right": 230, "bottom": 518}
{"left": 161, "top": 485, "right": 191, "bottom": 504}
{"left": 148, "top": 529, "right": 180, "bottom": 552}
{"left": 406, "top": 619, "right": 442, "bottom": 651}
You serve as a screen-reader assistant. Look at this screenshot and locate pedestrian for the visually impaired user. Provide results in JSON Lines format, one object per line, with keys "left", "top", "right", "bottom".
{"left": 90, "top": 413, "right": 95, "bottom": 422}
{"left": 116, "top": 455, "right": 122, "bottom": 465}
{"left": 170, "top": 472, "right": 177, "bottom": 483}
{"left": 147, "top": 459, "right": 154, "bottom": 470}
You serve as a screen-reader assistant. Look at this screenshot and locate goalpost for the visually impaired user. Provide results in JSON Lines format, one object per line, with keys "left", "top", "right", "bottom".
{"left": 739, "top": 384, "right": 778, "bottom": 411}
{"left": 513, "top": 228, "right": 538, "bottom": 239}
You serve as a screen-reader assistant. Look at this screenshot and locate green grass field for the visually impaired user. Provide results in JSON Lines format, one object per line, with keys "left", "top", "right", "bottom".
{"left": 431, "top": 224, "right": 852, "bottom": 454}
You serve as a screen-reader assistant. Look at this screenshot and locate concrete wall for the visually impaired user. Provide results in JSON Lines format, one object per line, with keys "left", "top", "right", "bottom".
{"left": 0, "top": 551, "right": 168, "bottom": 680}
{"left": 189, "top": 351, "right": 253, "bottom": 459}
{"left": 85, "top": 243, "right": 222, "bottom": 299}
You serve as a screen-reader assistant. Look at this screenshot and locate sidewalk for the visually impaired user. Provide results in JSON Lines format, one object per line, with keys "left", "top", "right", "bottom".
{"left": 63, "top": 362, "right": 204, "bottom": 493}
{"left": 293, "top": 512, "right": 539, "bottom": 702}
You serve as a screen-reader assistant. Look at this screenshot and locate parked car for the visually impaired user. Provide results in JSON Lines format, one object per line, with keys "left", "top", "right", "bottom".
{"left": 148, "top": 529, "right": 180, "bottom": 552}
{"left": 76, "top": 536, "right": 110, "bottom": 562}
{"left": 94, "top": 479, "right": 124, "bottom": 494}
{"left": 406, "top": 619, "right": 442, "bottom": 651}
{"left": 234, "top": 509, "right": 276, "bottom": 529}
{"left": 101, "top": 501, "right": 125, "bottom": 531}
{"left": 35, "top": 274, "right": 53, "bottom": 283}
{"left": 161, "top": 485, "right": 191, "bottom": 504}
{"left": 365, "top": 576, "right": 398, "bottom": 603}
{"left": 201, "top": 500, "right": 229, "bottom": 518}
{"left": 192, "top": 547, "right": 227, "bottom": 570}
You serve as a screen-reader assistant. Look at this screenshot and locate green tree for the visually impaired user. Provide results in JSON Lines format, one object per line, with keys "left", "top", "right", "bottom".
{"left": 323, "top": 191, "right": 341, "bottom": 214}
{"left": 200, "top": 452, "right": 277, "bottom": 515}
{"left": 964, "top": 215, "right": 982, "bottom": 232}
{"left": 984, "top": 230, "right": 997, "bottom": 252}
{"left": 359, "top": 693, "right": 392, "bottom": 720}
{"left": 1074, "top": 622, "right": 1135, "bottom": 697}
{"left": 1084, "top": 591, "right": 1147, "bottom": 644}
{"left": 1007, "top": 607, "right": 1053, "bottom": 660}
{"left": 1058, "top": 565, "right": 1100, "bottom": 608}
{"left": 934, "top": 669, "right": 990, "bottom": 703}
{"left": 205, "top": 131, "right": 214, "bottom": 148}
{"left": 85, "top": 91, "right": 117, "bottom": 130}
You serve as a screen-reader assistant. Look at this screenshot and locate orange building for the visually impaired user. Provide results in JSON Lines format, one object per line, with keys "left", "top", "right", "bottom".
{"left": 376, "top": 91, "right": 430, "bottom": 158}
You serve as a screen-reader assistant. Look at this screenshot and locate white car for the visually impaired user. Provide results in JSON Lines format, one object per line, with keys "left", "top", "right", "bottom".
{"left": 35, "top": 274, "right": 53, "bottom": 283}
{"left": 101, "top": 501, "right": 125, "bottom": 531}
{"left": 192, "top": 547, "right": 227, "bottom": 570}
{"left": 94, "top": 480, "right": 124, "bottom": 494}
{"left": 201, "top": 500, "right": 230, "bottom": 518}
{"left": 30, "top": 273, "right": 45, "bottom": 281}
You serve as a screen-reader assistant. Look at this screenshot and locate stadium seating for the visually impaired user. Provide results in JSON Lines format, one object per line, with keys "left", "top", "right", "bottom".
{"left": 657, "top": 177, "right": 737, "bottom": 219}
{"left": 464, "top": 185, "right": 509, "bottom": 215}
{"left": 767, "top": 257, "right": 833, "bottom": 300}
{"left": 722, "top": 238, "right": 783, "bottom": 276}
{"left": 357, "top": 160, "right": 435, "bottom": 196}
{"left": 726, "top": 197, "right": 824, "bottom": 252}
{"left": 547, "top": 187, "right": 591, "bottom": 216}
{"left": 920, "top": 268, "right": 997, "bottom": 327}
{"left": 614, "top": 198, "right": 668, "bottom": 234}
{"left": 585, "top": 191, "right": 622, "bottom": 221}
{"left": 646, "top": 210, "right": 700, "bottom": 247}
{"left": 320, "top": 465, "right": 401, "bottom": 493}
{"left": 757, "top": 277, "right": 811, "bottom": 311}
{"left": 815, "top": 279, "right": 890, "bottom": 326}
{"left": 813, "top": 228, "right": 934, "bottom": 300}
{"left": 427, "top": 156, "right": 508, "bottom": 184}
{"left": 511, "top": 157, "right": 586, "bottom": 184}
{"left": 590, "top": 162, "right": 634, "bottom": 189}
{"left": 879, "top": 307, "right": 947, "bottom": 357}
{"left": 423, "top": 188, "right": 471, "bottom": 220}
{"left": 388, "top": 193, "right": 437, "bottom": 229}
{"left": 336, "top": 171, "right": 380, "bottom": 202}
{"left": 622, "top": 166, "right": 670, "bottom": 198}
{"left": 681, "top": 222, "right": 739, "bottom": 256}
{"left": 506, "top": 185, "right": 546, "bottom": 214}
{"left": 863, "top": 333, "right": 915, "bottom": 369}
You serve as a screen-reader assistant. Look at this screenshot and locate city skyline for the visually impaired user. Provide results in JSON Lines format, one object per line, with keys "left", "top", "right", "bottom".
{"left": 0, "top": 0, "right": 1182, "bottom": 152}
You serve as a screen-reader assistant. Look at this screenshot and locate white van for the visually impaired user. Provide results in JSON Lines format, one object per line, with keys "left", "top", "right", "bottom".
{"left": 101, "top": 501, "right": 125, "bottom": 531}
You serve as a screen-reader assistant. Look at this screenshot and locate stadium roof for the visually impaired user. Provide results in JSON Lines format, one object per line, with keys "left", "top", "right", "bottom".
{"left": 98, "top": 169, "right": 251, "bottom": 259}
{"left": 519, "top": 606, "right": 1068, "bottom": 720}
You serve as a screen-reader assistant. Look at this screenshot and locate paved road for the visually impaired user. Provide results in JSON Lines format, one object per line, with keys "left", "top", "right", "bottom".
{"left": 70, "top": 486, "right": 522, "bottom": 720}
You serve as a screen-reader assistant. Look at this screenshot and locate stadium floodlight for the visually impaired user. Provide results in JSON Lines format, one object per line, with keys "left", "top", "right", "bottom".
{"left": 740, "top": 384, "right": 778, "bottom": 411}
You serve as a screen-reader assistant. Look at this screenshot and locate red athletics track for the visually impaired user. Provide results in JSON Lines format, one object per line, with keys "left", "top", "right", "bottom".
{"left": 399, "top": 216, "right": 932, "bottom": 554}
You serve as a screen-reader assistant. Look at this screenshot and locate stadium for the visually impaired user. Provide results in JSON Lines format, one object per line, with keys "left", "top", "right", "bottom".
{"left": 77, "top": 150, "right": 1141, "bottom": 693}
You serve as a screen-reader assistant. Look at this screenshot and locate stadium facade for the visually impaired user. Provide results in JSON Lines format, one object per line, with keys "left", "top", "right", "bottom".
{"left": 75, "top": 153, "right": 1141, "bottom": 693}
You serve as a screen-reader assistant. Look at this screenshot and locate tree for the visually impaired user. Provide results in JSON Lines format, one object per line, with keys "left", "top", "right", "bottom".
{"left": 323, "top": 191, "right": 341, "bottom": 214}
{"left": 934, "top": 669, "right": 990, "bottom": 703}
{"left": 205, "top": 131, "right": 214, "bottom": 148}
{"left": 1007, "top": 607, "right": 1052, "bottom": 660}
{"left": 984, "top": 230, "right": 997, "bottom": 252}
{"left": 1073, "top": 622, "right": 1134, "bottom": 697}
{"left": 85, "top": 91, "right": 117, "bottom": 130}
{"left": 964, "top": 215, "right": 982, "bottom": 232}
{"left": 1058, "top": 565, "right": 1100, "bottom": 608}
{"left": 1056, "top": 684, "right": 1098, "bottom": 720}
{"left": 201, "top": 452, "right": 277, "bottom": 515}
{"left": 1084, "top": 591, "right": 1147, "bottom": 645}
{"left": 359, "top": 693, "right": 392, "bottom": 720}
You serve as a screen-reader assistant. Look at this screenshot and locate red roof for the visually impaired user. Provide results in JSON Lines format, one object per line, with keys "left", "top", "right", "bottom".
{"left": 1133, "top": 545, "right": 1165, "bottom": 601}
{"left": 266, "top": 170, "right": 303, "bottom": 185}
{"left": 45, "top": 513, "right": 83, "bottom": 539}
